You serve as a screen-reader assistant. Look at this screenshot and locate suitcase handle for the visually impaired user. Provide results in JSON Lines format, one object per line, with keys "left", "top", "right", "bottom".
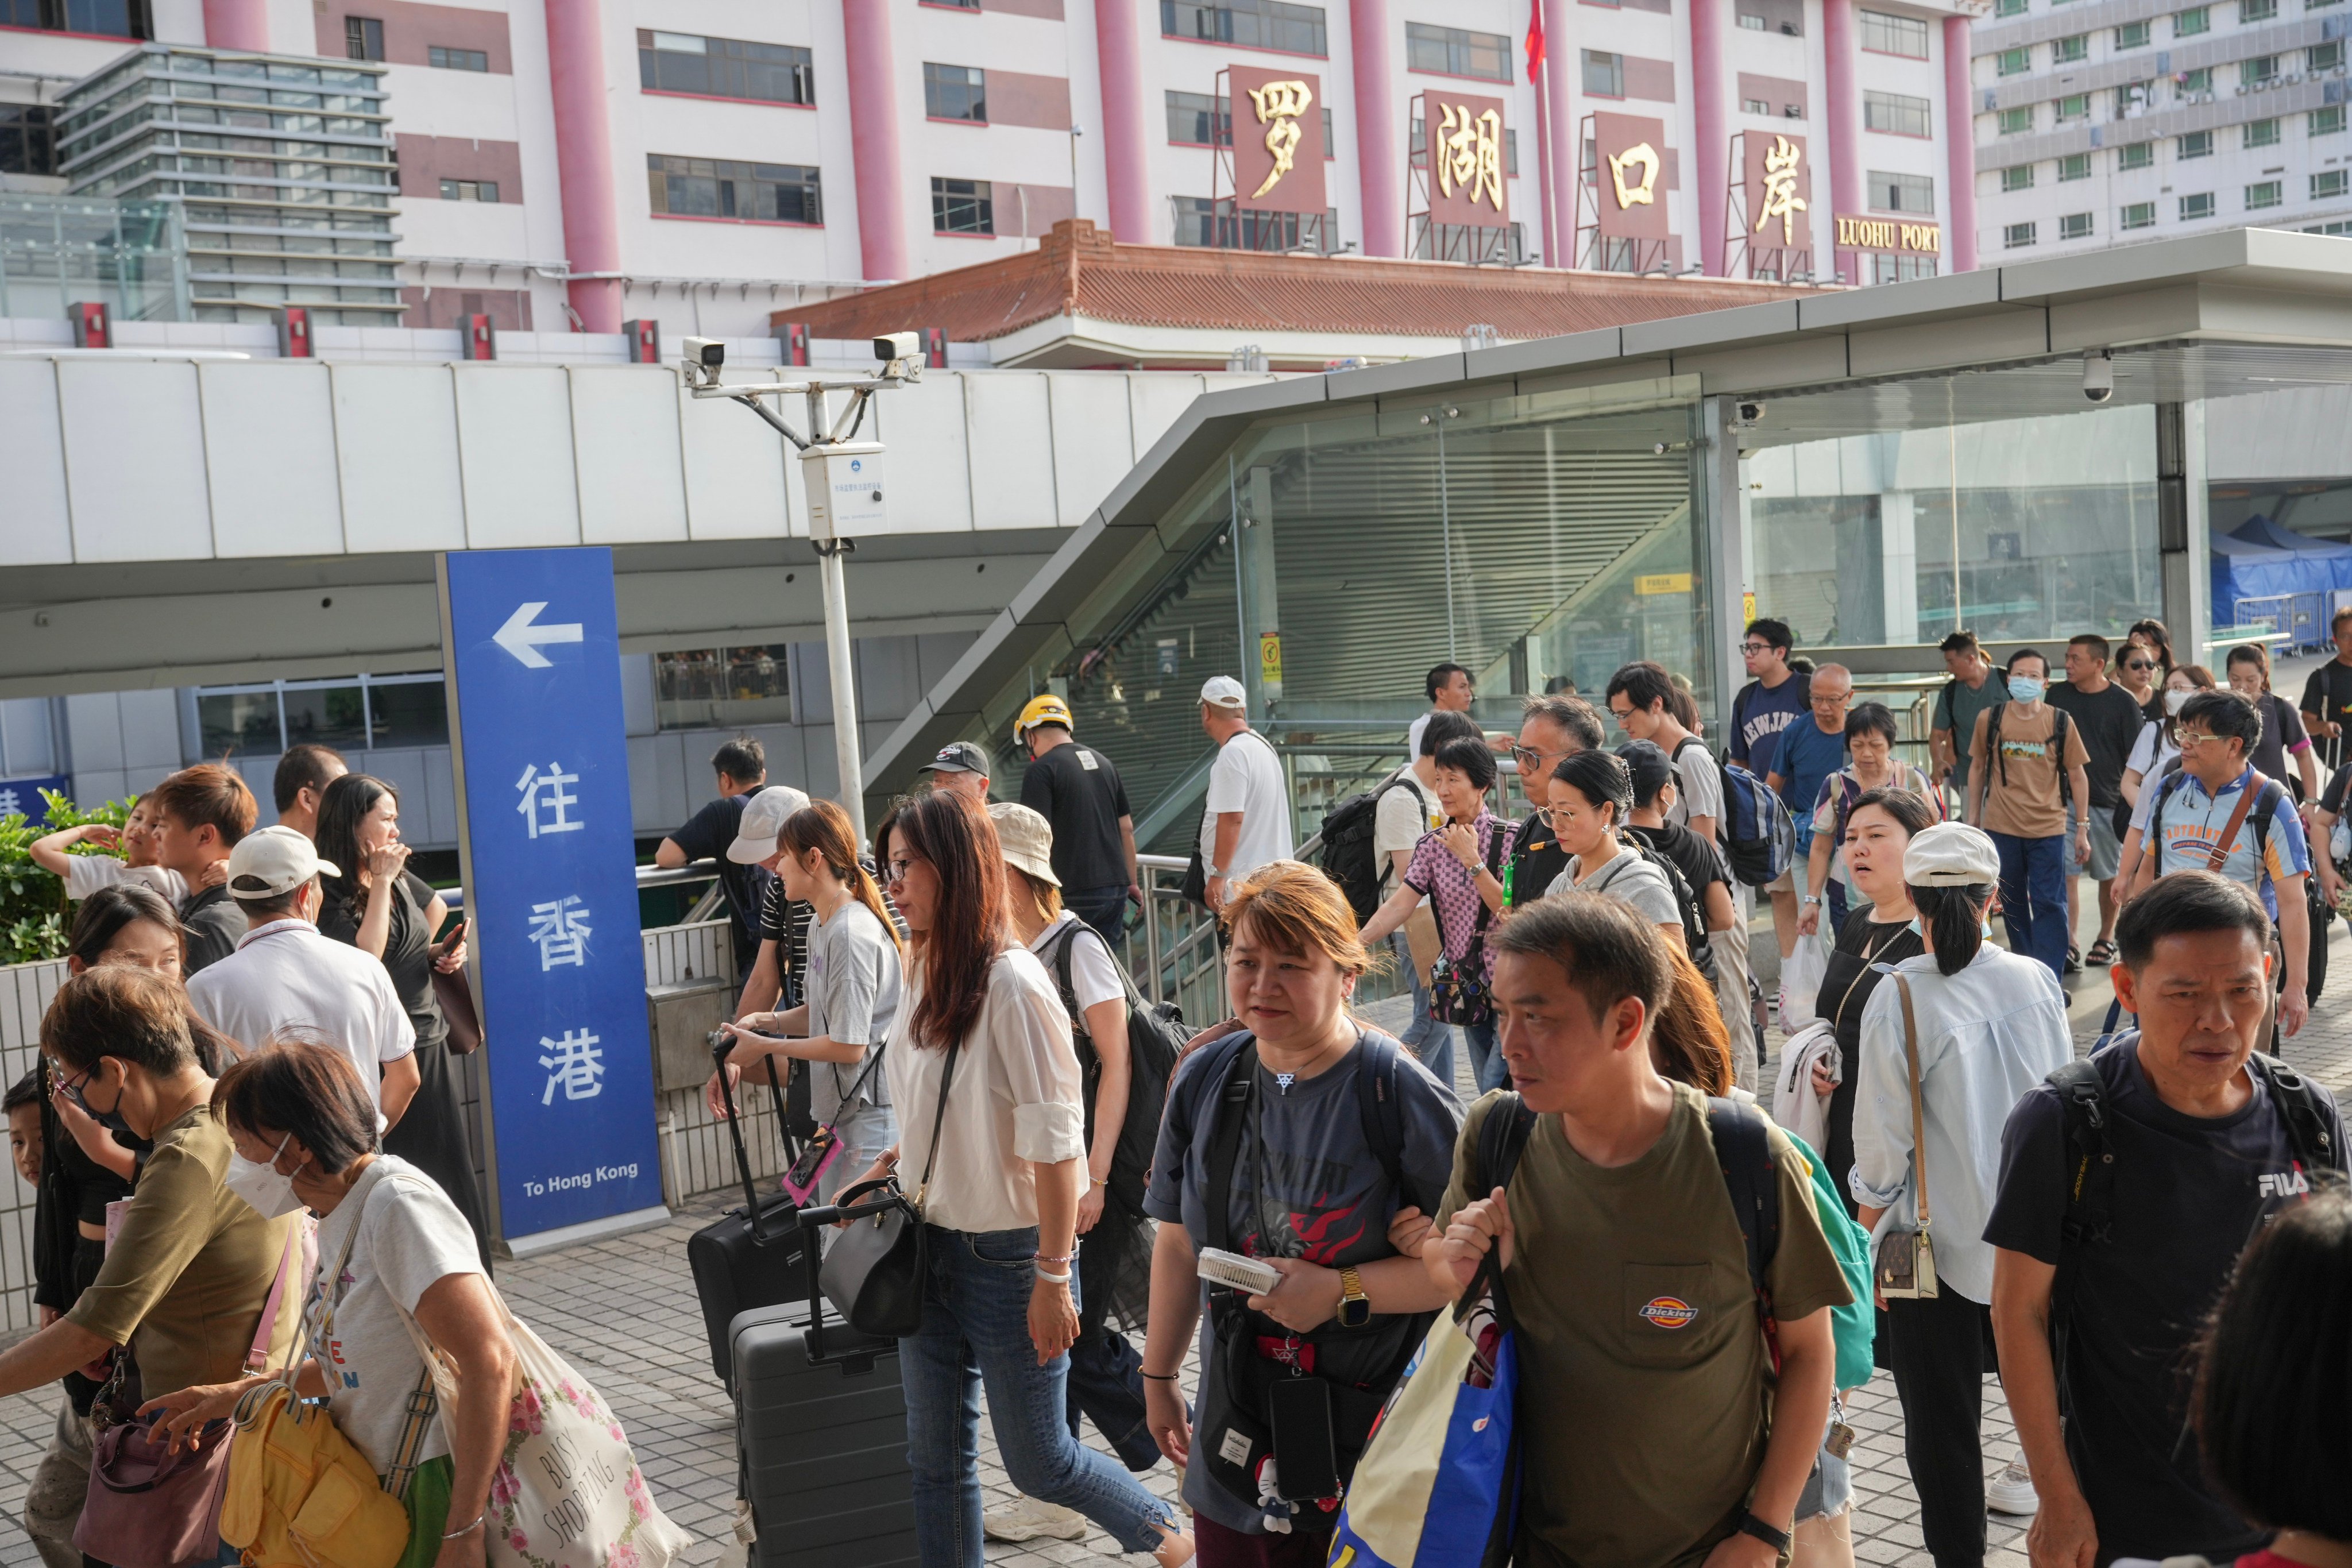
{"left": 794, "top": 1182, "right": 912, "bottom": 1370}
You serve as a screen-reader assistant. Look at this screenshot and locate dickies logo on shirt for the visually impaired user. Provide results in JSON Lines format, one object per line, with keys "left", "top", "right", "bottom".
{"left": 1638, "top": 1295, "right": 1699, "bottom": 1330}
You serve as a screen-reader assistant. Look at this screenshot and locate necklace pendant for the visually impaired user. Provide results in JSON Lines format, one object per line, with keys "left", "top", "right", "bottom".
{"left": 1275, "top": 1071, "right": 1296, "bottom": 1095}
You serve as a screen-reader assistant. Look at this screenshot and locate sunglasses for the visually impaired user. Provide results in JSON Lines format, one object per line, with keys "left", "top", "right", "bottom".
{"left": 2123, "top": 659, "right": 2155, "bottom": 671}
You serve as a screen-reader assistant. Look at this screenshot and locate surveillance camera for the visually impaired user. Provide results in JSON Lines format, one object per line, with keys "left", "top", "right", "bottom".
{"left": 2082, "top": 352, "right": 2114, "bottom": 403}
{"left": 680, "top": 337, "right": 725, "bottom": 386}
{"left": 1735, "top": 400, "right": 1767, "bottom": 426}
{"left": 875, "top": 331, "right": 921, "bottom": 364}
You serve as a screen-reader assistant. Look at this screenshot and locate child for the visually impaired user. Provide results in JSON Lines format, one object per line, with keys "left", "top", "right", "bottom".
{"left": 26, "top": 796, "right": 219, "bottom": 903}
{"left": 5, "top": 1072, "right": 41, "bottom": 1190}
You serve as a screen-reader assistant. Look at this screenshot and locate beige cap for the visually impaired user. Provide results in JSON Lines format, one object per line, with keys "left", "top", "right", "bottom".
{"left": 986, "top": 801, "right": 1059, "bottom": 886}
{"left": 727, "top": 785, "right": 813, "bottom": 864}
{"left": 227, "top": 824, "right": 341, "bottom": 898}
{"left": 1904, "top": 822, "right": 2002, "bottom": 887}
{"left": 1200, "top": 675, "right": 1247, "bottom": 710}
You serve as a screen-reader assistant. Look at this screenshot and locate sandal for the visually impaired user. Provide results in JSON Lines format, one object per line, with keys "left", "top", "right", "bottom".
{"left": 2064, "top": 945, "right": 2083, "bottom": 974}
{"left": 2086, "top": 938, "right": 2117, "bottom": 967}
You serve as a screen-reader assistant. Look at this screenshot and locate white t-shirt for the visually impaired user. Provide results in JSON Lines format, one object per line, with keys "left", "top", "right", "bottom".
{"left": 186, "top": 921, "right": 416, "bottom": 1112}
{"left": 63, "top": 855, "right": 187, "bottom": 903}
{"left": 801, "top": 899, "right": 902, "bottom": 1121}
{"left": 2127, "top": 721, "right": 2180, "bottom": 832}
{"left": 883, "top": 947, "right": 1086, "bottom": 1234}
{"left": 1029, "top": 912, "right": 1124, "bottom": 1015}
{"left": 1200, "top": 728, "right": 1293, "bottom": 883}
{"left": 1549, "top": 845, "right": 1682, "bottom": 930}
{"left": 1667, "top": 735, "right": 1724, "bottom": 830}
{"left": 1405, "top": 710, "right": 1432, "bottom": 762}
{"left": 310, "top": 1156, "right": 487, "bottom": 1472}
{"left": 1372, "top": 770, "right": 1445, "bottom": 891}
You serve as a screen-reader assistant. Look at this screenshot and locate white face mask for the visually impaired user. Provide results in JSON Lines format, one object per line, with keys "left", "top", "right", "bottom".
{"left": 2166, "top": 689, "right": 2192, "bottom": 715}
{"left": 223, "top": 1135, "right": 307, "bottom": 1219}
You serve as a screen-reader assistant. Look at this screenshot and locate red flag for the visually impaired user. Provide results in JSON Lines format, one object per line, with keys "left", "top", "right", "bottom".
{"left": 1525, "top": 3, "right": 1546, "bottom": 79}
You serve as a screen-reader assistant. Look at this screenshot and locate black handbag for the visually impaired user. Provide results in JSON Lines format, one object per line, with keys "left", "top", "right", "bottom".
{"left": 1426, "top": 825, "right": 1507, "bottom": 1027}
{"left": 814, "top": 1036, "right": 960, "bottom": 1338}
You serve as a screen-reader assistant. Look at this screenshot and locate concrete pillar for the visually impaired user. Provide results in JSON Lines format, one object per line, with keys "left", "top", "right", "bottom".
{"left": 1544, "top": 0, "right": 1577, "bottom": 267}
{"left": 1821, "top": 0, "right": 1864, "bottom": 283}
{"left": 202, "top": 0, "right": 268, "bottom": 51}
{"left": 1350, "top": 0, "right": 1402, "bottom": 257}
{"left": 544, "top": 0, "right": 623, "bottom": 331}
{"left": 1881, "top": 491, "right": 1920, "bottom": 644}
{"left": 1095, "top": 0, "right": 1152, "bottom": 242}
{"left": 1703, "top": 397, "right": 1749, "bottom": 735}
{"left": 1241, "top": 467, "right": 1284, "bottom": 713}
{"left": 844, "top": 0, "right": 911, "bottom": 282}
{"left": 1691, "top": 0, "right": 1728, "bottom": 275}
{"left": 1943, "top": 16, "right": 1979, "bottom": 273}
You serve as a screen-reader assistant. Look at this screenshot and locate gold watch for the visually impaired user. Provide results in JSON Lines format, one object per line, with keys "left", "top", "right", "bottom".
{"left": 1336, "top": 1265, "right": 1371, "bottom": 1328}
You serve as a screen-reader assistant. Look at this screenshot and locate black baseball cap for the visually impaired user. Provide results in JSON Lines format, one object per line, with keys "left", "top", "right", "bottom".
{"left": 923, "top": 741, "right": 990, "bottom": 777}
{"left": 1615, "top": 740, "right": 1674, "bottom": 808}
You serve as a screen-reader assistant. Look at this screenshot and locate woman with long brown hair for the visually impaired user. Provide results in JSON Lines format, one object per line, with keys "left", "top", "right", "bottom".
{"left": 851, "top": 790, "right": 1191, "bottom": 1568}
{"left": 709, "top": 800, "right": 904, "bottom": 1204}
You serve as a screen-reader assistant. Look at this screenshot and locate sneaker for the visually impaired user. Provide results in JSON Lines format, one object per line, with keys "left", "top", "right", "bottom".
{"left": 1987, "top": 1457, "right": 2038, "bottom": 1516}
{"left": 982, "top": 1497, "right": 1091, "bottom": 1543}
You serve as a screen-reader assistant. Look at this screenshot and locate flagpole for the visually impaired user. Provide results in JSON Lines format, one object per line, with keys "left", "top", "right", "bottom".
{"left": 1530, "top": 2, "right": 1555, "bottom": 265}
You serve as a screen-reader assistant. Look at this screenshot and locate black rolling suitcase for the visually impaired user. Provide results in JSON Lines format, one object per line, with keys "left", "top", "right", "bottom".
{"left": 688, "top": 1040, "right": 809, "bottom": 1388}
{"left": 727, "top": 1209, "right": 916, "bottom": 1568}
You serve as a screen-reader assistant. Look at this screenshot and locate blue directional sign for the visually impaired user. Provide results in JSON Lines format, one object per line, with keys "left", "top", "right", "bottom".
{"left": 0, "top": 775, "right": 71, "bottom": 825}
{"left": 437, "top": 547, "right": 663, "bottom": 1244}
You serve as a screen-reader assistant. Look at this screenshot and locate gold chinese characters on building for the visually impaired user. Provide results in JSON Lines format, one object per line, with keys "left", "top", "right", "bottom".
{"left": 1833, "top": 214, "right": 1941, "bottom": 253}
{"left": 1591, "top": 111, "right": 1670, "bottom": 241}
{"left": 1423, "top": 91, "right": 1509, "bottom": 226}
{"left": 1752, "top": 136, "right": 1806, "bottom": 245}
{"left": 1229, "top": 65, "right": 1327, "bottom": 213}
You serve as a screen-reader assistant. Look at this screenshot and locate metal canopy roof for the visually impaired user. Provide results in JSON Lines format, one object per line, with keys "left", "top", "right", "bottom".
{"left": 861, "top": 227, "right": 2352, "bottom": 805}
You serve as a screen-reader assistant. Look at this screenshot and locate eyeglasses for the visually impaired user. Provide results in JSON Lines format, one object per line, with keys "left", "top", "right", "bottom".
{"left": 884, "top": 858, "right": 916, "bottom": 884}
{"left": 1740, "top": 642, "right": 1775, "bottom": 655}
{"left": 1511, "top": 744, "right": 1561, "bottom": 771}
{"left": 2176, "top": 732, "right": 2225, "bottom": 750}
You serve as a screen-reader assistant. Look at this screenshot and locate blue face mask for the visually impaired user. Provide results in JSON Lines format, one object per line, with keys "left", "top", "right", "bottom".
{"left": 2008, "top": 675, "right": 2046, "bottom": 704}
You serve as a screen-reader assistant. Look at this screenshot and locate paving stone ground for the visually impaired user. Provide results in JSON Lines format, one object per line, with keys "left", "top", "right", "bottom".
{"left": 1, "top": 899, "right": 2345, "bottom": 1566}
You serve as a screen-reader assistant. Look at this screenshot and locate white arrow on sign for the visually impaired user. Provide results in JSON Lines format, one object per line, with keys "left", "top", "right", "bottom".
{"left": 493, "top": 601, "right": 584, "bottom": 669}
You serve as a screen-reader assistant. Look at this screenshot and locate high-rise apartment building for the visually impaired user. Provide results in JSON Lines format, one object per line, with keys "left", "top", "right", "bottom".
{"left": 1971, "top": 0, "right": 2352, "bottom": 256}
{"left": 1, "top": 0, "right": 1979, "bottom": 338}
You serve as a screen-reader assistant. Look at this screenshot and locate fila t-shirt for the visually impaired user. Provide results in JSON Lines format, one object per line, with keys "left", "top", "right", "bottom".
{"left": 1985, "top": 1041, "right": 2348, "bottom": 1562}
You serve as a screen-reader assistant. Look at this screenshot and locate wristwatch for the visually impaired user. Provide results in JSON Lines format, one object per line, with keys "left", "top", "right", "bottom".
{"left": 1735, "top": 1511, "right": 1791, "bottom": 1554}
{"left": 1335, "top": 1266, "right": 1372, "bottom": 1328}
{"left": 1801, "top": 894, "right": 1822, "bottom": 906}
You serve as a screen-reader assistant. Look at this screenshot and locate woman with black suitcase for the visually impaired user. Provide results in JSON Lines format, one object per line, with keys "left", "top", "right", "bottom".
{"left": 847, "top": 790, "right": 1193, "bottom": 1568}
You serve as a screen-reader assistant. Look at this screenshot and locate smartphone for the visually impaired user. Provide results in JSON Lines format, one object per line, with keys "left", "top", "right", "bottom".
{"left": 436, "top": 916, "right": 468, "bottom": 955}
{"left": 1266, "top": 1377, "right": 1339, "bottom": 1502}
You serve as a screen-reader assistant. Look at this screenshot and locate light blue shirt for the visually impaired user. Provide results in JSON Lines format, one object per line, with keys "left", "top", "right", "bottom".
{"left": 1849, "top": 947, "right": 2073, "bottom": 1304}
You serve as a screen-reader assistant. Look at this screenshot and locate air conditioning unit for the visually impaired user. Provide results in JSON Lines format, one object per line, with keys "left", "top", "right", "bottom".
{"left": 1780, "top": 20, "right": 1799, "bottom": 33}
{"left": 1785, "top": 104, "right": 1803, "bottom": 116}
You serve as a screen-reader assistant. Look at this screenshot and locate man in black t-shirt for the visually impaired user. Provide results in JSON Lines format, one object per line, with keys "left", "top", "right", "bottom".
{"left": 1014, "top": 695, "right": 1138, "bottom": 944}
{"left": 2299, "top": 607, "right": 2352, "bottom": 773}
{"left": 2047, "top": 634, "right": 2148, "bottom": 968}
{"left": 1987, "top": 872, "right": 2349, "bottom": 1567}
{"left": 655, "top": 736, "right": 775, "bottom": 973}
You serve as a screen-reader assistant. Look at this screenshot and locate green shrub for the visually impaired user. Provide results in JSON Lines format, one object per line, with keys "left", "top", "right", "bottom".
{"left": 0, "top": 791, "right": 134, "bottom": 964}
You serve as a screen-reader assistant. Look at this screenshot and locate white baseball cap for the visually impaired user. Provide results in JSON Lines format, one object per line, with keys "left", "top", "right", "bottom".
{"left": 226, "top": 824, "right": 340, "bottom": 898}
{"left": 1904, "top": 822, "right": 2002, "bottom": 887}
{"left": 986, "top": 802, "right": 1059, "bottom": 886}
{"left": 727, "top": 785, "right": 813, "bottom": 864}
{"left": 1200, "top": 675, "right": 1248, "bottom": 711}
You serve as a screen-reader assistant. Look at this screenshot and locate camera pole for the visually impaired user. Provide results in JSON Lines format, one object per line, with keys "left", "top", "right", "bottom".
{"left": 808, "top": 383, "right": 867, "bottom": 843}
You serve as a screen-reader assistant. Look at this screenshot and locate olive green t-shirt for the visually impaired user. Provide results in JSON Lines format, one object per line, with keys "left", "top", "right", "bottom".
{"left": 1437, "top": 1085, "right": 1851, "bottom": 1568}
{"left": 67, "top": 1103, "right": 302, "bottom": 1398}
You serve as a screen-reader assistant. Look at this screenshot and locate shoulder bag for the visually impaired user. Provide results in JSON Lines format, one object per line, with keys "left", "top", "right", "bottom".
{"left": 1427, "top": 822, "right": 1508, "bottom": 1027}
{"left": 813, "top": 1030, "right": 962, "bottom": 1338}
{"left": 1873, "top": 971, "right": 1941, "bottom": 1300}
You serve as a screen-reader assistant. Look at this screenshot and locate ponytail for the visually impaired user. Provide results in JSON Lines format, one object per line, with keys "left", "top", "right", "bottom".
{"left": 1913, "top": 883, "right": 1992, "bottom": 976}
{"left": 780, "top": 800, "right": 905, "bottom": 953}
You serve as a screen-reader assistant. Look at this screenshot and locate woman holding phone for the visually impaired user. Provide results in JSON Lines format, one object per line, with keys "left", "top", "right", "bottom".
{"left": 313, "top": 773, "right": 490, "bottom": 1268}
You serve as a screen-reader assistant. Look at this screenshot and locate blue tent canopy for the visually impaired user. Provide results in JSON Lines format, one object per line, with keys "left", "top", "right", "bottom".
{"left": 2212, "top": 530, "right": 2315, "bottom": 609}
{"left": 2229, "top": 515, "right": 2352, "bottom": 592}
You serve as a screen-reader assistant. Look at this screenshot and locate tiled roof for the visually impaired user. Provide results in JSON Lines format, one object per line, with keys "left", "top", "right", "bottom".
{"left": 777, "top": 220, "right": 1816, "bottom": 346}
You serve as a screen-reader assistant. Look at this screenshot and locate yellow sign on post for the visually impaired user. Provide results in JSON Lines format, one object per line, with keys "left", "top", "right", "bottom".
{"left": 1635, "top": 573, "right": 1694, "bottom": 596}
{"left": 1259, "top": 631, "right": 1284, "bottom": 686}
{"left": 1744, "top": 591, "right": 1757, "bottom": 622}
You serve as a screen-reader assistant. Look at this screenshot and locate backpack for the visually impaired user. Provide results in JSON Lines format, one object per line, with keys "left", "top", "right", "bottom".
{"left": 1717, "top": 754, "right": 1797, "bottom": 887}
{"left": 1040, "top": 921, "right": 1186, "bottom": 1203}
{"left": 1623, "top": 827, "right": 1714, "bottom": 980}
{"left": 1315, "top": 768, "right": 1425, "bottom": 923}
{"left": 1825, "top": 764, "right": 1940, "bottom": 853}
{"left": 1983, "top": 701, "right": 2075, "bottom": 809}
{"left": 2045, "top": 1048, "right": 2336, "bottom": 1400}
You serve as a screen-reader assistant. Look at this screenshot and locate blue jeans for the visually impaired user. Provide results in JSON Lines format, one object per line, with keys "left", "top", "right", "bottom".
{"left": 1064, "top": 1321, "right": 1159, "bottom": 1471}
{"left": 1456, "top": 1017, "right": 1504, "bottom": 1095}
{"left": 1388, "top": 931, "right": 1454, "bottom": 1086}
{"left": 1991, "top": 831, "right": 2069, "bottom": 980}
{"left": 903, "top": 1226, "right": 1179, "bottom": 1566}
{"left": 1064, "top": 885, "right": 1130, "bottom": 947}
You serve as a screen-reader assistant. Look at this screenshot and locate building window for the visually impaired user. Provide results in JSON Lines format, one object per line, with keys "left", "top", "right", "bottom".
{"left": 2117, "top": 80, "right": 2153, "bottom": 113}
{"left": 2119, "top": 140, "right": 2156, "bottom": 167}
{"left": 1998, "top": 106, "right": 2035, "bottom": 134}
{"left": 427, "top": 45, "right": 488, "bottom": 71}
{"left": 1996, "top": 0, "right": 2027, "bottom": 15}
{"left": 647, "top": 155, "right": 823, "bottom": 223}
{"left": 1860, "top": 10, "right": 1930, "bottom": 55}
{"left": 923, "top": 63, "right": 987, "bottom": 122}
{"left": 1404, "top": 22, "right": 1511, "bottom": 79}
{"left": 2059, "top": 211, "right": 2095, "bottom": 238}
{"left": 345, "top": 15, "right": 384, "bottom": 59}
{"left": 1998, "top": 46, "right": 2033, "bottom": 74}
{"left": 2246, "top": 117, "right": 2281, "bottom": 147}
{"left": 2175, "top": 4, "right": 2210, "bottom": 32}
{"left": 2057, "top": 151, "right": 2091, "bottom": 179}
{"left": 2180, "top": 190, "right": 2216, "bottom": 218}
{"left": 2313, "top": 41, "right": 2346, "bottom": 69}
{"left": 197, "top": 674, "right": 446, "bottom": 756}
{"left": 2005, "top": 221, "right": 2038, "bottom": 247}
{"left": 1865, "top": 89, "right": 1932, "bottom": 135}
{"left": 2181, "top": 66, "right": 2214, "bottom": 92}
{"left": 2179, "top": 129, "right": 2214, "bottom": 157}
{"left": 2055, "top": 92, "right": 2091, "bottom": 121}
{"left": 2315, "top": 106, "right": 2348, "bottom": 134}
{"left": 1871, "top": 169, "right": 1936, "bottom": 210}
{"left": 1160, "top": 0, "right": 1328, "bottom": 56}
{"left": 932, "top": 176, "right": 994, "bottom": 233}
{"left": 654, "top": 647, "right": 792, "bottom": 731}
{"left": 2121, "top": 199, "right": 2157, "bottom": 227}
{"left": 2116, "top": 19, "right": 2153, "bottom": 45}
{"left": 1738, "top": 11, "right": 1767, "bottom": 26}
{"left": 1166, "top": 89, "right": 1231, "bottom": 144}
{"left": 2315, "top": 168, "right": 2350, "bottom": 198}
{"left": 1582, "top": 49, "right": 1624, "bottom": 96}
{"left": 2246, "top": 179, "right": 2284, "bottom": 208}
{"left": 2242, "top": 0, "right": 2277, "bottom": 16}
{"left": 439, "top": 177, "right": 498, "bottom": 201}
{"left": 2052, "top": 32, "right": 2089, "bottom": 61}
{"left": 2243, "top": 55, "right": 2280, "bottom": 86}
{"left": 1741, "top": 96, "right": 1769, "bottom": 112}
{"left": 2001, "top": 163, "right": 2035, "bottom": 190}
{"left": 637, "top": 32, "right": 815, "bottom": 106}
{"left": 0, "top": 104, "right": 57, "bottom": 177}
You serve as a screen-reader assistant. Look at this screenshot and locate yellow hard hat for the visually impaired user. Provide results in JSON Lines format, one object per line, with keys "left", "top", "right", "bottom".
{"left": 1015, "top": 693, "right": 1075, "bottom": 740}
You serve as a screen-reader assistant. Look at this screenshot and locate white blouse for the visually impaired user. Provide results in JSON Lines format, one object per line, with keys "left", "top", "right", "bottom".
{"left": 883, "top": 945, "right": 1089, "bottom": 1234}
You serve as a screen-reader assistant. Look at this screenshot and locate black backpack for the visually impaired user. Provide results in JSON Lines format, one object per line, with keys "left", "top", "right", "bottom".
{"left": 1314, "top": 768, "right": 1424, "bottom": 924}
{"left": 1623, "top": 827, "right": 1714, "bottom": 980}
{"left": 1040, "top": 921, "right": 1186, "bottom": 1202}
{"left": 1983, "top": 701, "right": 2076, "bottom": 808}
